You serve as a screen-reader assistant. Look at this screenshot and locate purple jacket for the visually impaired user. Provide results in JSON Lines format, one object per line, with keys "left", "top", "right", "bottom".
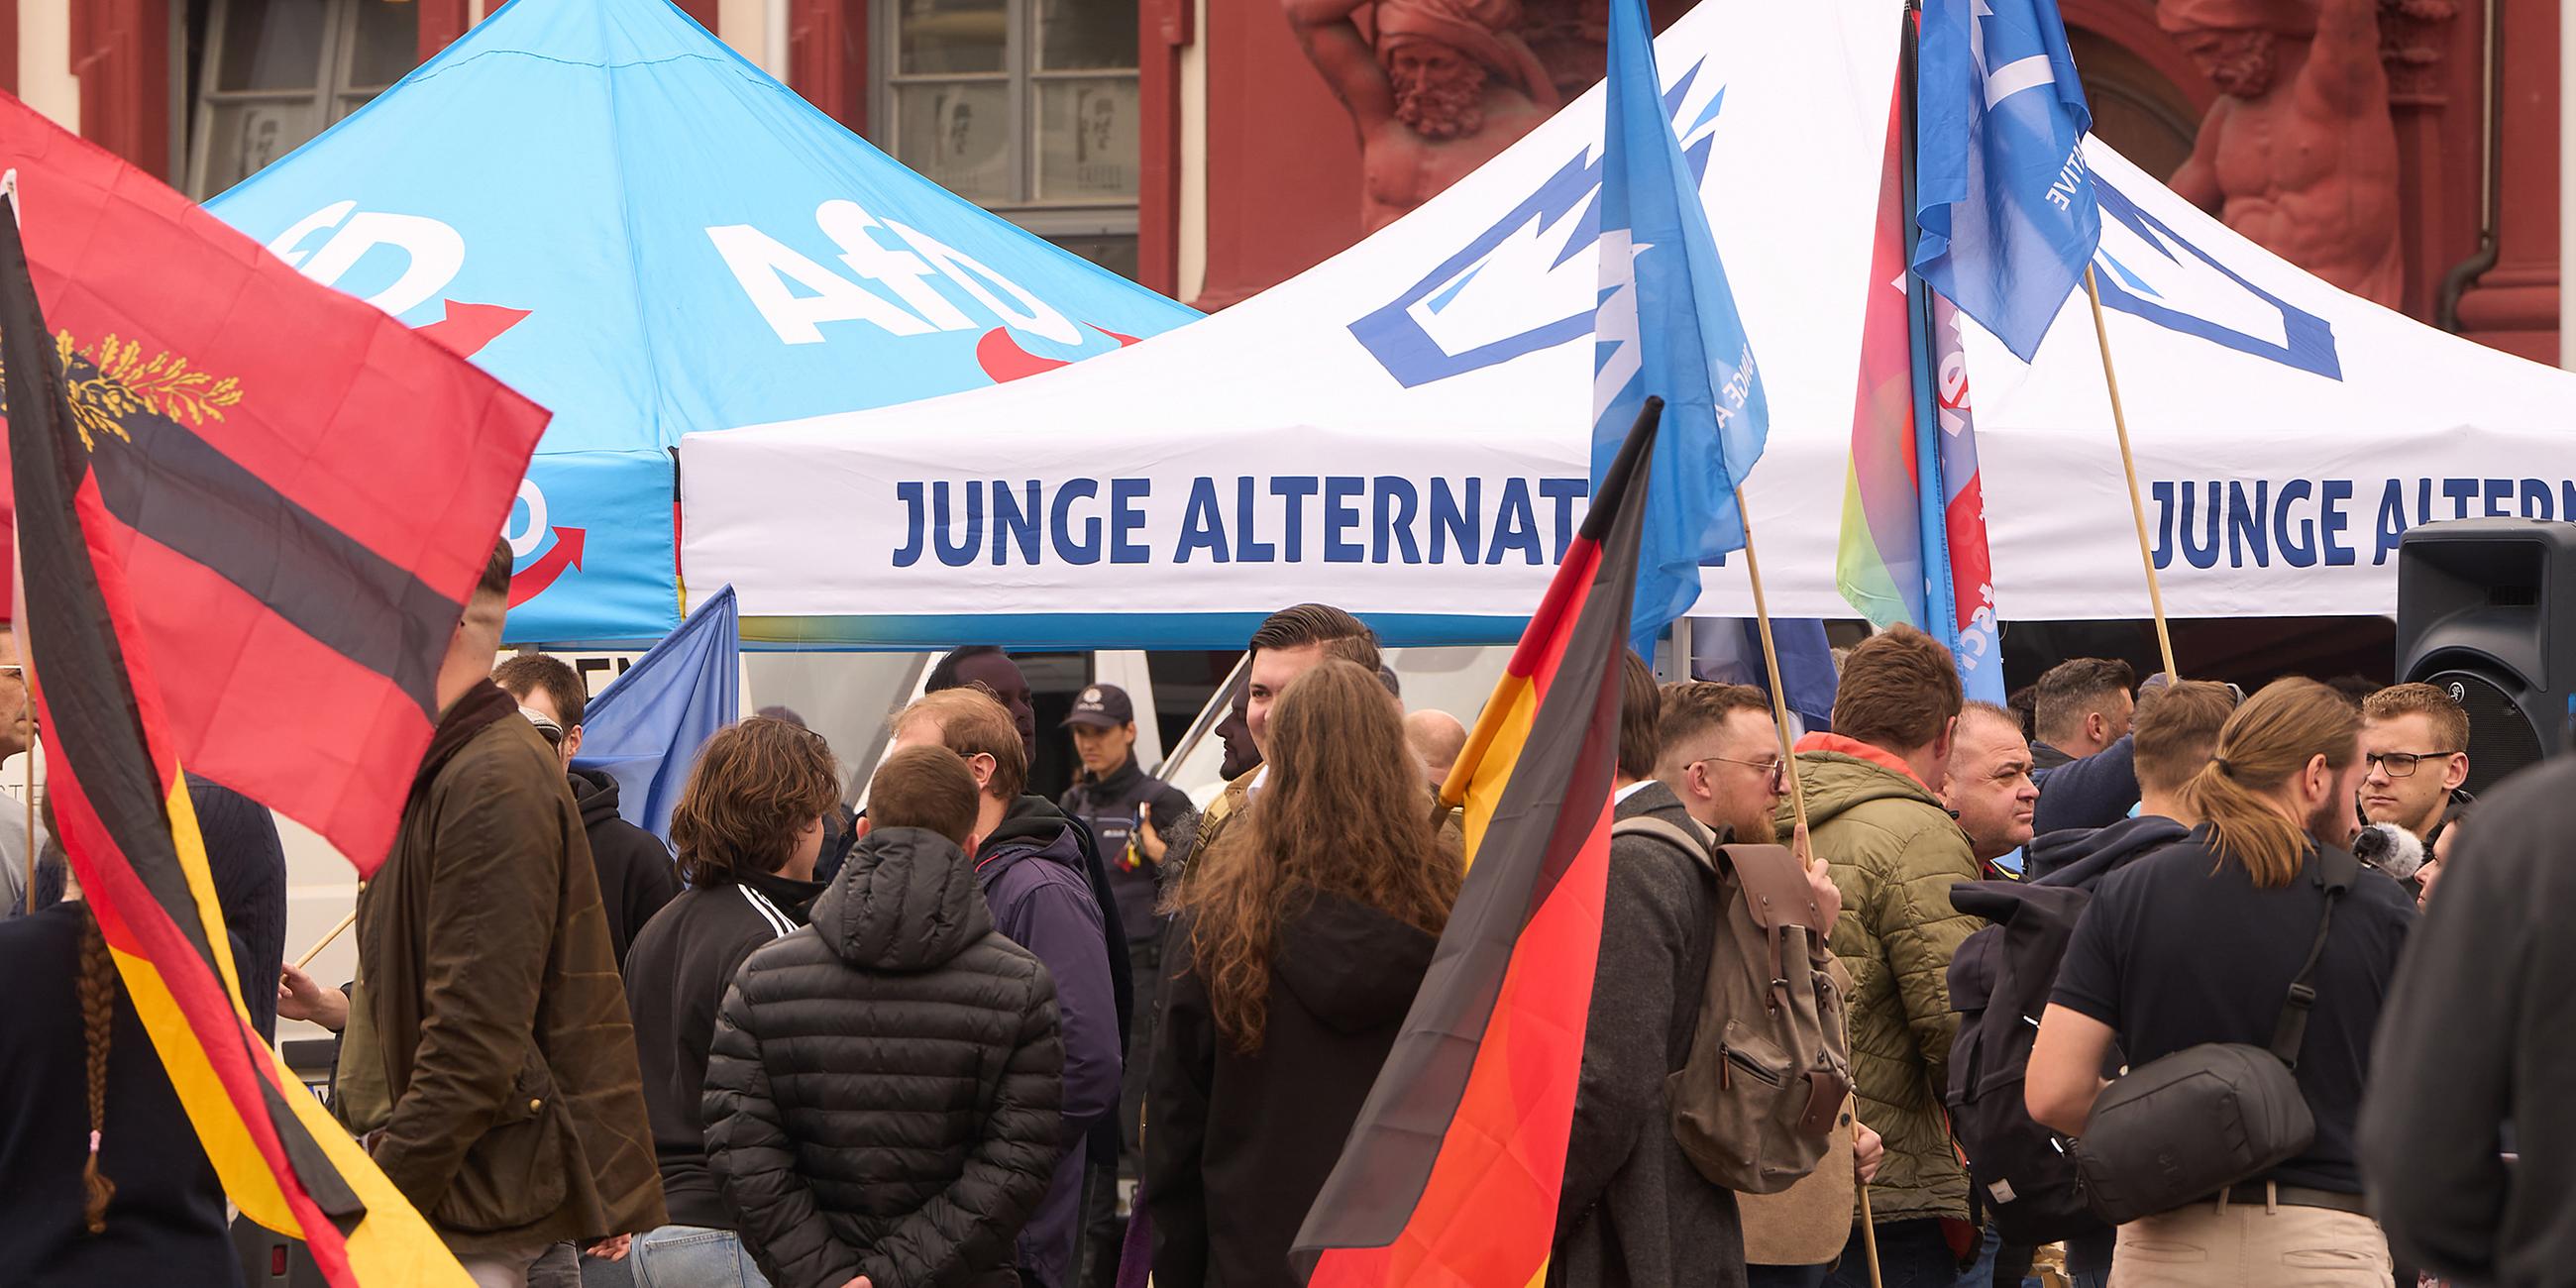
{"left": 977, "top": 800, "right": 1123, "bottom": 1288}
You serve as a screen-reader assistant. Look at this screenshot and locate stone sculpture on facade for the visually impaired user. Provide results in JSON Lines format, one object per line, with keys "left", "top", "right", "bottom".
{"left": 1285, "top": 0, "right": 1564, "bottom": 231}
{"left": 2162, "top": 0, "right": 2405, "bottom": 306}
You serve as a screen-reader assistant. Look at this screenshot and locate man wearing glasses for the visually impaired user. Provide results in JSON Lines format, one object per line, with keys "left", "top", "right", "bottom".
{"left": 1654, "top": 680, "right": 1792, "bottom": 845}
{"left": 2358, "top": 683, "right": 2473, "bottom": 846}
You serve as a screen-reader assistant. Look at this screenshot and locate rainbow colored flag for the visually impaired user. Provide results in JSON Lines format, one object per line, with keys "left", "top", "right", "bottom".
{"left": 1291, "top": 400, "right": 1658, "bottom": 1287}
{"left": 1837, "top": 78, "right": 2006, "bottom": 701}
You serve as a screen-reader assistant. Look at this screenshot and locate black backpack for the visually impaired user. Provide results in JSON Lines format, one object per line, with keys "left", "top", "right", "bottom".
{"left": 1945, "top": 881, "right": 2099, "bottom": 1244}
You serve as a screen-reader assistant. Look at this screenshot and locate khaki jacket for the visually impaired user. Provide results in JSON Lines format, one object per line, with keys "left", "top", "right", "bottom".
{"left": 354, "top": 713, "right": 665, "bottom": 1251}
{"left": 1778, "top": 747, "right": 1981, "bottom": 1227}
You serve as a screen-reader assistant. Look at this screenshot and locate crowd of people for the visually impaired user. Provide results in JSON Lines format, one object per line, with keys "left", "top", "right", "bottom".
{"left": 2, "top": 538, "right": 2570, "bottom": 1288}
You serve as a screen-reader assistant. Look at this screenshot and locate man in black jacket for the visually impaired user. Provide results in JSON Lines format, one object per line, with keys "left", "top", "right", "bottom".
{"left": 621, "top": 717, "right": 838, "bottom": 1281}
{"left": 495, "top": 654, "right": 678, "bottom": 965}
{"left": 704, "top": 745, "right": 1064, "bottom": 1288}
{"left": 2362, "top": 754, "right": 2576, "bottom": 1287}
{"left": 1554, "top": 653, "right": 1758, "bottom": 1288}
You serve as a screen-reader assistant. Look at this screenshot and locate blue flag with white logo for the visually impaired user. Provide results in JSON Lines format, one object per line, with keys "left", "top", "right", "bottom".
{"left": 1593, "top": 0, "right": 1769, "bottom": 658}
{"left": 572, "top": 585, "right": 739, "bottom": 841}
{"left": 1913, "top": 0, "right": 2099, "bottom": 361}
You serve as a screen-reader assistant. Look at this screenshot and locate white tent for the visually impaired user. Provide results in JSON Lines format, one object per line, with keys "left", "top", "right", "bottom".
{"left": 680, "top": 0, "right": 2576, "bottom": 649}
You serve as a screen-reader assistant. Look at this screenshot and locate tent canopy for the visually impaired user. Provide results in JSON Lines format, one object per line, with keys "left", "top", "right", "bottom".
{"left": 681, "top": 0, "right": 2576, "bottom": 649}
{"left": 209, "top": 0, "right": 1194, "bottom": 646}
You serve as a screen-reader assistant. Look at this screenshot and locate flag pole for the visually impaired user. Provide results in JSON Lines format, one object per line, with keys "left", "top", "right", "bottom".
{"left": 1730, "top": 486, "right": 1813, "bottom": 856}
{"left": 295, "top": 909, "right": 357, "bottom": 972}
{"left": 2081, "top": 265, "right": 2180, "bottom": 681}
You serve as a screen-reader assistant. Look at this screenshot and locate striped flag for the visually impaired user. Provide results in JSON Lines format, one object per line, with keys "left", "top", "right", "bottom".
{"left": 0, "top": 94, "right": 544, "bottom": 875}
{"left": 0, "top": 95, "right": 544, "bottom": 1286}
{"left": 1837, "top": 78, "right": 2007, "bottom": 703}
{"left": 1292, "top": 398, "right": 1660, "bottom": 1287}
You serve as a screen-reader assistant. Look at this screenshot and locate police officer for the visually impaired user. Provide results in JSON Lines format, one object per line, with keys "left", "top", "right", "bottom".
{"left": 1057, "top": 686, "right": 1193, "bottom": 1223}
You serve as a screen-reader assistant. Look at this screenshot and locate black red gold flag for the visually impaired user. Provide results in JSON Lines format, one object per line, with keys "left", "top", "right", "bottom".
{"left": 1292, "top": 399, "right": 1662, "bottom": 1287}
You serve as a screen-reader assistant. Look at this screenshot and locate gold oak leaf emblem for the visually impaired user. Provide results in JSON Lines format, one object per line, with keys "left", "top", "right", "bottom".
{"left": 0, "top": 330, "right": 246, "bottom": 452}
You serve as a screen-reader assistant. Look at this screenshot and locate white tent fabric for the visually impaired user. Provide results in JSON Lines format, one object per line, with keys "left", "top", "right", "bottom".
{"left": 681, "top": 0, "right": 2576, "bottom": 647}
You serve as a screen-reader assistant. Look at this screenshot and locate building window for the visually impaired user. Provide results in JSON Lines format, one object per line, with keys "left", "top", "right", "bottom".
{"left": 878, "top": 0, "right": 1140, "bottom": 280}
{"left": 191, "top": 0, "right": 420, "bottom": 198}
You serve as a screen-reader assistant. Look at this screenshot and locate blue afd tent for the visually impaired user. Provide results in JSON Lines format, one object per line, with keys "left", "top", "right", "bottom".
{"left": 208, "top": 0, "right": 1195, "bottom": 647}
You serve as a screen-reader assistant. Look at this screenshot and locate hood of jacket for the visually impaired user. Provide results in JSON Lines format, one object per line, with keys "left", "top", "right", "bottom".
{"left": 1272, "top": 891, "right": 1439, "bottom": 1035}
{"left": 2026, "top": 813, "right": 2191, "bottom": 887}
{"left": 569, "top": 767, "right": 622, "bottom": 830}
{"left": 1792, "top": 748, "right": 1949, "bottom": 829}
{"left": 811, "top": 826, "right": 995, "bottom": 972}
{"left": 976, "top": 798, "right": 1087, "bottom": 889}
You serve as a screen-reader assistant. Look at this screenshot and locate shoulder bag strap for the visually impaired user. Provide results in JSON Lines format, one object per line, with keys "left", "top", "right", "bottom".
{"left": 2269, "top": 845, "right": 2359, "bottom": 1068}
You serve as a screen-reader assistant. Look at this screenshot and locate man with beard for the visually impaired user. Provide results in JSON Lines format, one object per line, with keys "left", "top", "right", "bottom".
{"left": 2028, "top": 679, "right": 2413, "bottom": 1286}
{"left": 1656, "top": 680, "right": 1878, "bottom": 1287}
{"left": 2161, "top": 0, "right": 2403, "bottom": 305}
{"left": 1284, "top": 0, "right": 1561, "bottom": 230}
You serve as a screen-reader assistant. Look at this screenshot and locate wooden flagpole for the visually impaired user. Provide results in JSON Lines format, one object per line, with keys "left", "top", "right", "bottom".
{"left": 296, "top": 909, "right": 357, "bottom": 972}
{"left": 1730, "top": 485, "right": 1812, "bottom": 851}
{"left": 1736, "top": 484, "right": 1878, "bottom": 1288}
{"left": 2082, "top": 265, "right": 2180, "bottom": 681}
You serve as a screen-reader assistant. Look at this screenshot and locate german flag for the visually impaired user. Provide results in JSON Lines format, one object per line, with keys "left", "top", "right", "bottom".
{"left": 1293, "top": 399, "right": 1661, "bottom": 1288}
{"left": 0, "top": 97, "right": 544, "bottom": 1286}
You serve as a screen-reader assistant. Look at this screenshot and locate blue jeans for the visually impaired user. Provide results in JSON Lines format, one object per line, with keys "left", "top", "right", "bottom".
{"left": 1825, "top": 1220, "right": 1962, "bottom": 1288}
{"left": 629, "top": 1226, "right": 771, "bottom": 1288}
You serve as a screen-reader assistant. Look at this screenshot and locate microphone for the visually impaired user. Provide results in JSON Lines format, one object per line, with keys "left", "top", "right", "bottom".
{"left": 2352, "top": 821, "right": 2425, "bottom": 882}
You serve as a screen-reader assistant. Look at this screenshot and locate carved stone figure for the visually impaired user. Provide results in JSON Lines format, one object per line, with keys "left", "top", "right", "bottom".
{"left": 2161, "top": 0, "right": 2405, "bottom": 305}
{"left": 1286, "top": 0, "right": 1563, "bottom": 231}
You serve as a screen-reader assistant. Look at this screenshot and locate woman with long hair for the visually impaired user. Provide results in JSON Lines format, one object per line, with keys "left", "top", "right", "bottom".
{"left": 2025, "top": 678, "right": 2416, "bottom": 1286}
{"left": 619, "top": 716, "right": 841, "bottom": 1288}
{"left": 0, "top": 855, "right": 243, "bottom": 1284}
{"left": 1146, "top": 658, "right": 1462, "bottom": 1288}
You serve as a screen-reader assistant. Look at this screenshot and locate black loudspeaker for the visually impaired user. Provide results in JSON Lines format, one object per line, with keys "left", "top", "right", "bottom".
{"left": 2395, "top": 519, "right": 2576, "bottom": 795}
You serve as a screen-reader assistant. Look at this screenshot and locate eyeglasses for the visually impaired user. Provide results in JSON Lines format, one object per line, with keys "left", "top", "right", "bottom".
{"left": 1692, "top": 754, "right": 1786, "bottom": 794}
{"left": 0, "top": 666, "right": 20, "bottom": 681}
{"left": 2364, "top": 749, "right": 2461, "bottom": 778}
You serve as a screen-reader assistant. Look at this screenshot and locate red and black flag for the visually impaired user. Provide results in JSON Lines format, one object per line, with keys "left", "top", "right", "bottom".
{"left": 0, "top": 94, "right": 545, "bottom": 873}
{"left": 0, "top": 94, "right": 545, "bottom": 1286}
{"left": 1292, "top": 399, "right": 1663, "bottom": 1287}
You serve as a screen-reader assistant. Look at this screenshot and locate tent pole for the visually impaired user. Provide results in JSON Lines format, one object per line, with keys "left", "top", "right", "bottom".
{"left": 1731, "top": 486, "right": 1812, "bottom": 859}
{"left": 2082, "top": 266, "right": 2180, "bottom": 682}
{"left": 22, "top": 741, "right": 34, "bottom": 915}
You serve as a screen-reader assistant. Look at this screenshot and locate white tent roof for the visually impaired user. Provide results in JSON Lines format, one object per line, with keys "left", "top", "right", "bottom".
{"left": 681, "top": 0, "right": 2576, "bottom": 648}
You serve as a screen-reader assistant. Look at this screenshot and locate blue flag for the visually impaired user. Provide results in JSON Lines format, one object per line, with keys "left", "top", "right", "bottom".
{"left": 571, "top": 584, "right": 740, "bottom": 840}
{"left": 1913, "top": 0, "right": 2099, "bottom": 361}
{"left": 1689, "top": 618, "right": 1840, "bottom": 734}
{"left": 1593, "top": 0, "right": 1770, "bottom": 659}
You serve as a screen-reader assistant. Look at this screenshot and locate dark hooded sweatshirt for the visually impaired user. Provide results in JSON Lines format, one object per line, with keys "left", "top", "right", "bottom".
{"left": 1146, "top": 892, "right": 1440, "bottom": 1288}
{"left": 977, "top": 800, "right": 1123, "bottom": 1288}
{"left": 703, "top": 827, "right": 1065, "bottom": 1288}
{"left": 2021, "top": 812, "right": 2189, "bottom": 888}
{"left": 623, "top": 866, "right": 826, "bottom": 1229}
{"left": 570, "top": 768, "right": 681, "bottom": 966}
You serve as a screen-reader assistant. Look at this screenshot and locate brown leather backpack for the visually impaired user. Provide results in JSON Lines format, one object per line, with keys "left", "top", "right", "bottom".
{"left": 1613, "top": 817, "right": 1852, "bottom": 1195}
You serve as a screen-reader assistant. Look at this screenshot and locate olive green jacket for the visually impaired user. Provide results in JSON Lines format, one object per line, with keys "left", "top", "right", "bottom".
{"left": 1778, "top": 747, "right": 1981, "bottom": 1227}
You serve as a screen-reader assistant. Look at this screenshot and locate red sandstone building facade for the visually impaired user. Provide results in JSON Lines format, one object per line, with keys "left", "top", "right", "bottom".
{"left": 12, "top": 0, "right": 2560, "bottom": 363}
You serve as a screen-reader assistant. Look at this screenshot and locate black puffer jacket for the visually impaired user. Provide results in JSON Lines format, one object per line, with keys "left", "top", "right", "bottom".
{"left": 703, "top": 826, "right": 1067, "bottom": 1288}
